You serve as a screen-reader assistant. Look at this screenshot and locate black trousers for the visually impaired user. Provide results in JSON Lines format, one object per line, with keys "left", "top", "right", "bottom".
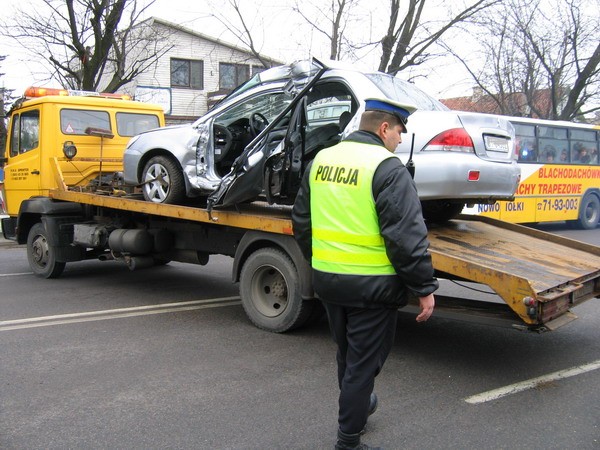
{"left": 322, "top": 302, "right": 398, "bottom": 434}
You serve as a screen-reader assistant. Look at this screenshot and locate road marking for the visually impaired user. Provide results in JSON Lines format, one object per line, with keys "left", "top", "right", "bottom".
{"left": 0, "top": 272, "right": 34, "bottom": 277}
{"left": 0, "top": 296, "right": 241, "bottom": 331}
{"left": 464, "top": 359, "right": 600, "bottom": 404}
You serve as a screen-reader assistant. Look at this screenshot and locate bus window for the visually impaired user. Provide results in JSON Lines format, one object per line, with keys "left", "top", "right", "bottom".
{"left": 514, "top": 123, "right": 536, "bottom": 162}
{"left": 570, "top": 129, "right": 597, "bottom": 165}
{"left": 538, "top": 126, "right": 568, "bottom": 164}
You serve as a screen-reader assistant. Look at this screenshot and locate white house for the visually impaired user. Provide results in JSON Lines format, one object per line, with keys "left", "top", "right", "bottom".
{"left": 120, "top": 17, "right": 281, "bottom": 124}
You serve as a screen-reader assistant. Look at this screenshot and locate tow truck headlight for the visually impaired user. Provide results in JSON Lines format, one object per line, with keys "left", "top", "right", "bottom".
{"left": 63, "top": 141, "right": 77, "bottom": 159}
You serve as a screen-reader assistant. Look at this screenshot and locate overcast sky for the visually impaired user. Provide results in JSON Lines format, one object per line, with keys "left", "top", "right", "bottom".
{"left": 0, "top": 0, "right": 475, "bottom": 101}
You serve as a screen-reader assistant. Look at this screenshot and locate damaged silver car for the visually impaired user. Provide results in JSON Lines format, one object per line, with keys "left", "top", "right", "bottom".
{"left": 123, "top": 59, "right": 520, "bottom": 222}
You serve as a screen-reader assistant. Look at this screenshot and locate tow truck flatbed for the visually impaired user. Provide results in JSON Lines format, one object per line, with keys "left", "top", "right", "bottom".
{"left": 48, "top": 189, "right": 600, "bottom": 331}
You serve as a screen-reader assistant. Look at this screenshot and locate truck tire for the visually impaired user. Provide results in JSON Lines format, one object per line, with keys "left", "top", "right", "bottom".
{"left": 239, "top": 247, "right": 313, "bottom": 332}
{"left": 27, "top": 222, "right": 66, "bottom": 278}
{"left": 142, "top": 156, "right": 185, "bottom": 204}
{"left": 576, "top": 194, "right": 600, "bottom": 229}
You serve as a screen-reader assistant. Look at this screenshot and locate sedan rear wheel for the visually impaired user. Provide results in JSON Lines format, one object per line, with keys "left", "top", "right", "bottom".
{"left": 142, "top": 156, "right": 185, "bottom": 204}
{"left": 421, "top": 200, "right": 465, "bottom": 224}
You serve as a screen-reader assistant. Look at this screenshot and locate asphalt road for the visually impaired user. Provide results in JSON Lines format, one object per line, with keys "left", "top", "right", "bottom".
{"left": 1, "top": 224, "right": 599, "bottom": 449}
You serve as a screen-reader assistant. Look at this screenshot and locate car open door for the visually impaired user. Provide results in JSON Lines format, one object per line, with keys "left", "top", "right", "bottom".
{"left": 207, "top": 59, "right": 328, "bottom": 210}
{"left": 263, "top": 97, "right": 307, "bottom": 204}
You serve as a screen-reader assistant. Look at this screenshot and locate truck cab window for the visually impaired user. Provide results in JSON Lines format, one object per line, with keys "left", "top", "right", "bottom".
{"left": 116, "top": 112, "right": 160, "bottom": 137}
{"left": 9, "top": 110, "right": 40, "bottom": 156}
{"left": 60, "top": 109, "right": 110, "bottom": 135}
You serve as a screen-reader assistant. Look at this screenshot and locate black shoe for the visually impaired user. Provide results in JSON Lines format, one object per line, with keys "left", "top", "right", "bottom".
{"left": 368, "top": 393, "right": 378, "bottom": 416}
{"left": 335, "top": 429, "right": 382, "bottom": 450}
{"left": 360, "top": 393, "right": 379, "bottom": 435}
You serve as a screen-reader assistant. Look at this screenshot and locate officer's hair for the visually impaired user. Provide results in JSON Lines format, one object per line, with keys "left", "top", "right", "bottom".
{"left": 359, "top": 110, "right": 402, "bottom": 132}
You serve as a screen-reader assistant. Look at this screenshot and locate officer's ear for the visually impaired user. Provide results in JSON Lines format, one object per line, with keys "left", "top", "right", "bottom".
{"left": 377, "top": 120, "right": 390, "bottom": 140}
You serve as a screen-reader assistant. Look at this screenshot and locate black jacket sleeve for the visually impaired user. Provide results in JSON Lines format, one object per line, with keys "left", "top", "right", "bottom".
{"left": 291, "top": 161, "right": 313, "bottom": 262}
{"left": 373, "top": 157, "right": 439, "bottom": 297}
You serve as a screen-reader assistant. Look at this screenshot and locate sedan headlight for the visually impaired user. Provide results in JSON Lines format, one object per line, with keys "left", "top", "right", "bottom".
{"left": 125, "top": 134, "right": 141, "bottom": 149}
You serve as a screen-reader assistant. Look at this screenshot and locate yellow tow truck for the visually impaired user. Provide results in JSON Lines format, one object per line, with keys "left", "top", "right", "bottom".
{"left": 2, "top": 88, "right": 599, "bottom": 333}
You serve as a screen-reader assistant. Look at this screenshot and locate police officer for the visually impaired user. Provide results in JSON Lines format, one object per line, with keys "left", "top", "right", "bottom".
{"left": 292, "top": 98, "right": 438, "bottom": 450}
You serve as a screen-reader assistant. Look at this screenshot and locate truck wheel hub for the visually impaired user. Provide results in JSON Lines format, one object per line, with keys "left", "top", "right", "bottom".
{"left": 31, "top": 236, "right": 49, "bottom": 266}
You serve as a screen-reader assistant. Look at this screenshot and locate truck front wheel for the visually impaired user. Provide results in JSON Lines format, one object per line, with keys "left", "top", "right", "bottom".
{"left": 239, "top": 247, "right": 313, "bottom": 332}
{"left": 27, "top": 223, "right": 66, "bottom": 278}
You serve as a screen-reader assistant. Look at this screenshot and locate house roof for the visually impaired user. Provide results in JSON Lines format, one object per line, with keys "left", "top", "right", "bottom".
{"left": 144, "top": 17, "right": 283, "bottom": 67}
{"left": 439, "top": 88, "right": 558, "bottom": 119}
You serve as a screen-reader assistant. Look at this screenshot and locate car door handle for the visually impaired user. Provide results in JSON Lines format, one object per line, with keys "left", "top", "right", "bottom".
{"left": 31, "top": 170, "right": 40, "bottom": 175}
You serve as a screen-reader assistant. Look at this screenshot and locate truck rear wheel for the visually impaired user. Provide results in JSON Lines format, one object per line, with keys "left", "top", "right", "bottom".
{"left": 27, "top": 223, "right": 66, "bottom": 278}
{"left": 239, "top": 247, "right": 313, "bottom": 332}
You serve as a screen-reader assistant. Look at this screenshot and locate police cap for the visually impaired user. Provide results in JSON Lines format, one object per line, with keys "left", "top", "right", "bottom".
{"left": 364, "top": 98, "right": 417, "bottom": 131}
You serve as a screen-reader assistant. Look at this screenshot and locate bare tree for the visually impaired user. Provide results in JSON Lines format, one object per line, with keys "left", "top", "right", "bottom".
{"left": 378, "top": 0, "right": 501, "bottom": 75}
{"left": 0, "top": 0, "right": 173, "bottom": 92}
{"left": 0, "top": 55, "right": 15, "bottom": 152}
{"left": 292, "top": 0, "right": 361, "bottom": 60}
{"left": 207, "top": 0, "right": 280, "bottom": 69}
{"left": 452, "top": 0, "right": 600, "bottom": 121}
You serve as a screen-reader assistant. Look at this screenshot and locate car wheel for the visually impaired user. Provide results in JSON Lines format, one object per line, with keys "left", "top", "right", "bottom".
{"left": 27, "top": 222, "right": 66, "bottom": 278}
{"left": 142, "top": 156, "right": 185, "bottom": 204}
{"left": 421, "top": 200, "right": 465, "bottom": 224}
{"left": 574, "top": 194, "right": 600, "bottom": 229}
{"left": 239, "top": 247, "right": 314, "bottom": 332}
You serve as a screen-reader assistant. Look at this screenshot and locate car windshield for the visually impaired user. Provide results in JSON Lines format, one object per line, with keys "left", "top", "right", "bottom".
{"left": 365, "top": 73, "right": 449, "bottom": 112}
{"left": 216, "top": 91, "right": 293, "bottom": 126}
{"left": 224, "top": 60, "right": 322, "bottom": 104}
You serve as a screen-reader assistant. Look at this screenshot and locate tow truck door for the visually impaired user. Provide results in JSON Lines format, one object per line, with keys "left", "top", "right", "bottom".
{"left": 3, "top": 108, "right": 42, "bottom": 216}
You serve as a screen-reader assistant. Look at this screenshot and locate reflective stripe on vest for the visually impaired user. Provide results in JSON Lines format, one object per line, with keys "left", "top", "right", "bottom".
{"left": 309, "top": 140, "right": 396, "bottom": 275}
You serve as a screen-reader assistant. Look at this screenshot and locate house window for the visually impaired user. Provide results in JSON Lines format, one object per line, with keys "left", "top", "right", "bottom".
{"left": 171, "top": 58, "right": 204, "bottom": 90}
{"left": 219, "top": 63, "right": 250, "bottom": 90}
{"left": 252, "top": 65, "right": 266, "bottom": 77}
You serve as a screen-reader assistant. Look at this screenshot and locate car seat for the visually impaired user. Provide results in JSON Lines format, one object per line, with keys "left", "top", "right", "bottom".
{"left": 304, "top": 111, "right": 353, "bottom": 159}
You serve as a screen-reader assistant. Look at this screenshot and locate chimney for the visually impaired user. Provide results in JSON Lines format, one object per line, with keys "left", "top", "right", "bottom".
{"left": 472, "top": 86, "right": 484, "bottom": 102}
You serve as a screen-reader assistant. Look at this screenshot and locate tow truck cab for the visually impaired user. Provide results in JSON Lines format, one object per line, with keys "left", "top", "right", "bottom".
{"left": 0, "top": 87, "right": 165, "bottom": 224}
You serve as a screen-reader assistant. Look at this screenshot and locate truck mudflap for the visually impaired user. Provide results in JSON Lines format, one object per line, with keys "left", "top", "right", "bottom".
{"left": 426, "top": 215, "right": 600, "bottom": 330}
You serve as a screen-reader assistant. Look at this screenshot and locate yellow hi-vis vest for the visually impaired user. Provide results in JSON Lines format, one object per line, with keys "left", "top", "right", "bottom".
{"left": 309, "top": 140, "right": 397, "bottom": 275}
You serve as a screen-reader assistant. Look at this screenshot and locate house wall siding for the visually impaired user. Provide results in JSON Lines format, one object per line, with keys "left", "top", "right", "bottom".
{"left": 121, "top": 19, "right": 271, "bottom": 123}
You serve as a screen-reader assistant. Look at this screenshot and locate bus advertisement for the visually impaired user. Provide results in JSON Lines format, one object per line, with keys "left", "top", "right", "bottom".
{"left": 463, "top": 117, "right": 600, "bottom": 229}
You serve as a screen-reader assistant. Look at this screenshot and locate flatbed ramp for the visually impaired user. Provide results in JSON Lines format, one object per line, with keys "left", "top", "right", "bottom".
{"left": 427, "top": 216, "right": 600, "bottom": 330}
{"left": 50, "top": 190, "right": 600, "bottom": 331}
